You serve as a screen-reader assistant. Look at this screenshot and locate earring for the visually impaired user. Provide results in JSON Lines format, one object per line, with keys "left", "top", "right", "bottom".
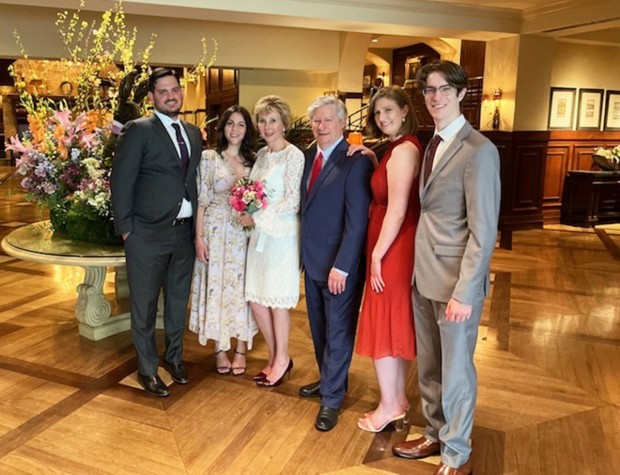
{"left": 402, "top": 117, "right": 406, "bottom": 123}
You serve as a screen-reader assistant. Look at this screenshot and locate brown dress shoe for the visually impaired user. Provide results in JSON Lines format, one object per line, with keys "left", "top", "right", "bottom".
{"left": 434, "top": 458, "right": 473, "bottom": 475}
{"left": 392, "top": 436, "right": 440, "bottom": 459}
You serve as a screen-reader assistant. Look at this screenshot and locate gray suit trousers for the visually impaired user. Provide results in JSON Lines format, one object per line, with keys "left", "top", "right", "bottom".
{"left": 124, "top": 223, "right": 194, "bottom": 376}
{"left": 413, "top": 282, "right": 483, "bottom": 467}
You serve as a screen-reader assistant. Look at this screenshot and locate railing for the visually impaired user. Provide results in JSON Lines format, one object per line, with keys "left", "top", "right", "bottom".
{"left": 290, "top": 115, "right": 311, "bottom": 131}
{"left": 347, "top": 105, "right": 368, "bottom": 132}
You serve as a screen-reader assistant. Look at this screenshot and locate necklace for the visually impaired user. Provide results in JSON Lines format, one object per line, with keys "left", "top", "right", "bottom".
{"left": 223, "top": 150, "right": 247, "bottom": 179}
{"left": 223, "top": 150, "right": 243, "bottom": 163}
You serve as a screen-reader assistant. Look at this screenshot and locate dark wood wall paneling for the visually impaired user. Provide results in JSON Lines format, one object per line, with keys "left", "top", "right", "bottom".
{"left": 544, "top": 131, "right": 620, "bottom": 222}
{"left": 484, "top": 131, "right": 548, "bottom": 249}
{"left": 0, "top": 59, "right": 14, "bottom": 159}
{"left": 482, "top": 130, "right": 620, "bottom": 249}
{"left": 392, "top": 43, "right": 440, "bottom": 131}
{"left": 391, "top": 39, "right": 486, "bottom": 85}
{"left": 392, "top": 41, "right": 485, "bottom": 131}
{"left": 204, "top": 68, "right": 239, "bottom": 147}
{"left": 459, "top": 41, "right": 486, "bottom": 78}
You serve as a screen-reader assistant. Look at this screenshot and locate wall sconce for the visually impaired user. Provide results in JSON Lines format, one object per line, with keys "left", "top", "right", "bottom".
{"left": 492, "top": 88, "right": 502, "bottom": 130}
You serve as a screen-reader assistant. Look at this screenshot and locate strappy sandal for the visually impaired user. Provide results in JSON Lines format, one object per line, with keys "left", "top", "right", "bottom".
{"left": 357, "top": 412, "right": 406, "bottom": 433}
{"left": 231, "top": 350, "right": 247, "bottom": 376}
{"left": 215, "top": 350, "right": 232, "bottom": 375}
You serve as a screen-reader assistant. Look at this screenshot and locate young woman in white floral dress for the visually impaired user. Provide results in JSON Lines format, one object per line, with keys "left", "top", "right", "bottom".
{"left": 238, "top": 95, "right": 305, "bottom": 387}
{"left": 189, "top": 106, "right": 258, "bottom": 376}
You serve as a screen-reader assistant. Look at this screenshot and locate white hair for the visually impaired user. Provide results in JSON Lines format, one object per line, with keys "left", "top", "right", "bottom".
{"left": 307, "top": 96, "right": 347, "bottom": 122}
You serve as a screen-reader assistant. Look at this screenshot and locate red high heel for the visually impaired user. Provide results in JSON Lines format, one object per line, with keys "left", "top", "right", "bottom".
{"left": 257, "top": 359, "right": 293, "bottom": 387}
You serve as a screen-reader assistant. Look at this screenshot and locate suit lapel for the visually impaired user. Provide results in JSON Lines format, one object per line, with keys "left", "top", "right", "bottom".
{"left": 181, "top": 119, "right": 201, "bottom": 174}
{"left": 301, "top": 147, "right": 314, "bottom": 207}
{"left": 151, "top": 115, "right": 184, "bottom": 174}
{"left": 421, "top": 122, "right": 472, "bottom": 199}
{"left": 304, "top": 139, "right": 347, "bottom": 209}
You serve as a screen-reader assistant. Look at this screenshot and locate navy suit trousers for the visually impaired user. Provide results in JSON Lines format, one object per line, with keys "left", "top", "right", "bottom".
{"left": 304, "top": 271, "right": 364, "bottom": 409}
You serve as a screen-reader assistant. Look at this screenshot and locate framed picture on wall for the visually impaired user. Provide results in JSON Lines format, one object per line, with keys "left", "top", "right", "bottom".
{"left": 576, "top": 88, "right": 603, "bottom": 130}
{"left": 603, "top": 90, "right": 620, "bottom": 130}
{"left": 549, "top": 87, "right": 577, "bottom": 130}
{"left": 548, "top": 87, "right": 576, "bottom": 129}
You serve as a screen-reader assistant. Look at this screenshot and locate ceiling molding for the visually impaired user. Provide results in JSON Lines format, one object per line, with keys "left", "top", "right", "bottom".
{"left": 522, "top": 0, "right": 620, "bottom": 35}
{"left": 0, "top": 0, "right": 617, "bottom": 47}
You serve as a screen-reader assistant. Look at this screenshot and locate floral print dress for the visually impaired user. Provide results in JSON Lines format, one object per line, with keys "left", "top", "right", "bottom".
{"left": 189, "top": 149, "right": 257, "bottom": 350}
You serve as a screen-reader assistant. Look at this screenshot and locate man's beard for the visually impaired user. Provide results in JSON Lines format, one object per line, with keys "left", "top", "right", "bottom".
{"left": 157, "top": 101, "right": 181, "bottom": 117}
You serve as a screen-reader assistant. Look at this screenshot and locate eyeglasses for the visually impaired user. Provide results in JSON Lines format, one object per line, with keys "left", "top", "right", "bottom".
{"left": 421, "top": 85, "right": 456, "bottom": 97}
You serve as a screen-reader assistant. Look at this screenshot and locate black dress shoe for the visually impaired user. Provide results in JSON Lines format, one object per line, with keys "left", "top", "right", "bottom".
{"left": 137, "top": 374, "right": 170, "bottom": 397}
{"left": 315, "top": 406, "right": 339, "bottom": 432}
{"left": 299, "top": 380, "right": 321, "bottom": 398}
{"left": 163, "top": 361, "right": 189, "bottom": 384}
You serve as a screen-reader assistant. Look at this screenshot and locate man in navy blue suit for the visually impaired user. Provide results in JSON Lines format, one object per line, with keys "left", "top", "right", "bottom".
{"left": 299, "top": 96, "right": 373, "bottom": 431}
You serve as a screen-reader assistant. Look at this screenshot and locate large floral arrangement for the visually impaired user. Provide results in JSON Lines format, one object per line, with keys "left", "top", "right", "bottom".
{"left": 5, "top": 0, "right": 215, "bottom": 245}
{"left": 7, "top": 107, "right": 116, "bottom": 242}
{"left": 593, "top": 145, "right": 620, "bottom": 171}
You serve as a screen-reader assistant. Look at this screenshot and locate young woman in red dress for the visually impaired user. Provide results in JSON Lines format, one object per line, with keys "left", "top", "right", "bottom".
{"left": 352, "top": 86, "right": 422, "bottom": 432}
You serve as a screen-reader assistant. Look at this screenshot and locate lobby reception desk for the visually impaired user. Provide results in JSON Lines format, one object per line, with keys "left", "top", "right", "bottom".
{"left": 561, "top": 170, "right": 620, "bottom": 227}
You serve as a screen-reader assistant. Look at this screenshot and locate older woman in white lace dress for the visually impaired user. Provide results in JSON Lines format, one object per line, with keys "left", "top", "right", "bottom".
{"left": 238, "top": 95, "right": 304, "bottom": 387}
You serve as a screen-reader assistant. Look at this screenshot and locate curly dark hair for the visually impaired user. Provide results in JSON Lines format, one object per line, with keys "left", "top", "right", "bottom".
{"left": 216, "top": 106, "right": 256, "bottom": 167}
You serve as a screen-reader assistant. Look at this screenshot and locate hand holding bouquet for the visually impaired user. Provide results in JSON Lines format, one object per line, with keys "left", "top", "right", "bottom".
{"left": 229, "top": 177, "right": 268, "bottom": 231}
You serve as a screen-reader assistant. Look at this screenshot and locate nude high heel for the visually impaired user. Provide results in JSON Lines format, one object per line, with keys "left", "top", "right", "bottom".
{"left": 357, "top": 412, "right": 407, "bottom": 433}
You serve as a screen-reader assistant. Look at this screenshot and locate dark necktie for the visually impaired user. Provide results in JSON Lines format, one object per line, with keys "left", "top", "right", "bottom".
{"left": 307, "top": 152, "right": 324, "bottom": 193}
{"left": 171, "top": 123, "right": 190, "bottom": 175}
{"left": 423, "top": 134, "right": 442, "bottom": 185}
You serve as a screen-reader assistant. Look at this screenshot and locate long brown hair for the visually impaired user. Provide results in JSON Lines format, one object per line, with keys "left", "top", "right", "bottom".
{"left": 365, "top": 85, "right": 418, "bottom": 139}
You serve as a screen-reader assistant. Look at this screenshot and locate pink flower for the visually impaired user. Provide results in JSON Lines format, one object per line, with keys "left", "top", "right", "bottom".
{"left": 5, "top": 135, "right": 29, "bottom": 155}
{"left": 230, "top": 197, "right": 246, "bottom": 212}
{"left": 54, "top": 109, "right": 73, "bottom": 129}
{"left": 228, "top": 177, "right": 268, "bottom": 218}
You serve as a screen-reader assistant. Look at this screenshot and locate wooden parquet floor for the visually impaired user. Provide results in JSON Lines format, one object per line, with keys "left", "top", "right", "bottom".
{"left": 0, "top": 171, "right": 619, "bottom": 474}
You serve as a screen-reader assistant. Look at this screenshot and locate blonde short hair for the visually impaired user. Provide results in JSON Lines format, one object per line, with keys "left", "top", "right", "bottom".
{"left": 253, "top": 95, "right": 292, "bottom": 130}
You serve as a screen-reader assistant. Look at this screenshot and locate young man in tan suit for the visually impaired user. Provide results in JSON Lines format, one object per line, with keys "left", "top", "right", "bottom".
{"left": 392, "top": 61, "right": 500, "bottom": 475}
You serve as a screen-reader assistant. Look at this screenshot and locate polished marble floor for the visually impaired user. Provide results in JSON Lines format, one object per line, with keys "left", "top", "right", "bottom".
{"left": 0, "top": 171, "right": 619, "bottom": 474}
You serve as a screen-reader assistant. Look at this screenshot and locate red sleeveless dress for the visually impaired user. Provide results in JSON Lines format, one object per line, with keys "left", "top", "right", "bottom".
{"left": 355, "top": 135, "right": 422, "bottom": 360}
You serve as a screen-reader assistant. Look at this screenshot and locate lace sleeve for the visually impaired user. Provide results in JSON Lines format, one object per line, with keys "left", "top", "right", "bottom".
{"left": 253, "top": 145, "right": 304, "bottom": 234}
{"left": 197, "top": 149, "right": 216, "bottom": 208}
{"left": 271, "top": 146, "right": 303, "bottom": 216}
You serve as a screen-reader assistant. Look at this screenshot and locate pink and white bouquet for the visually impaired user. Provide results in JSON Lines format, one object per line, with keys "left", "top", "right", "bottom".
{"left": 229, "top": 177, "right": 268, "bottom": 230}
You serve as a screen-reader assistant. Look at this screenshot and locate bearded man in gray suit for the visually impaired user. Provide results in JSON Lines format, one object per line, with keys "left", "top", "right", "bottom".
{"left": 392, "top": 61, "right": 500, "bottom": 475}
{"left": 111, "top": 68, "right": 202, "bottom": 397}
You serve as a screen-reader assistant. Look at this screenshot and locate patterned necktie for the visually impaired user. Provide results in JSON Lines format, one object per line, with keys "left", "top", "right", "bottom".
{"left": 171, "top": 123, "right": 190, "bottom": 175}
{"left": 307, "top": 152, "right": 324, "bottom": 193}
{"left": 423, "top": 134, "right": 442, "bottom": 185}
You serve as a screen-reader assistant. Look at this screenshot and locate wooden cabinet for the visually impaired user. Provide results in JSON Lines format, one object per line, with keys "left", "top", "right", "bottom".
{"left": 561, "top": 170, "right": 620, "bottom": 227}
